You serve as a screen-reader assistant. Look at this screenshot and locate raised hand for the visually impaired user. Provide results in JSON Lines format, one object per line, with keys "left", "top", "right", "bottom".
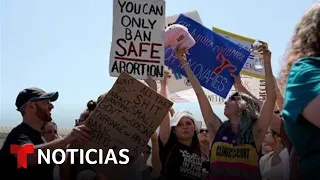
{"left": 174, "top": 45, "right": 188, "bottom": 65}
{"left": 64, "top": 124, "right": 91, "bottom": 144}
{"left": 160, "top": 70, "right": 171, "bottom": 86}
{"left": 145, "top": 75, "right": 157, "bottom": 91}
{"left": 256, "top": 43, "right": 271, "bottom": 63}
{"left": 274, "top": 136, "right": 282, "bottom": 155}
{"left": 230, "top": 73, "right": 245, "bottom": 92}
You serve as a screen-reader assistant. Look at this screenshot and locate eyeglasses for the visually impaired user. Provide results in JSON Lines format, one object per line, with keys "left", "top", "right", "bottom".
{"left": 200, "top": 129, "right": 208, "bottom": 133}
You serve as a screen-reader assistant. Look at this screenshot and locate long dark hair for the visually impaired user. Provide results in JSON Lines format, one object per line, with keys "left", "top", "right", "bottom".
{"left": 168, "top": 126, "right": 201, "bottom": 156}
{"left": 162, "top": 126, "right": 201, "bottom": 177}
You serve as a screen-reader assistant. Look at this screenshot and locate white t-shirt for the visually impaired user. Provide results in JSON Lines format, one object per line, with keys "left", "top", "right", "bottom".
{"left": 259, "top": 148, "right": 290, "bottom": 180}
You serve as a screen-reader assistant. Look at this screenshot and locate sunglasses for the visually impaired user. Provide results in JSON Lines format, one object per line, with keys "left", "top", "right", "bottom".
{"left": 228, "top": 92, "right": 241, "bottom": 101}
{"left": 229, "top": 95, "right": 241, "bottom": 101}
{"left": 200, "top": 129, "right": 208, "bottom": 133}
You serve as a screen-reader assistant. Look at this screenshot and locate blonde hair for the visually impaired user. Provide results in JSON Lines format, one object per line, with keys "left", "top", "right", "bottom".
{"left": 280, "top": 2, "right": 320, "bottom": 88}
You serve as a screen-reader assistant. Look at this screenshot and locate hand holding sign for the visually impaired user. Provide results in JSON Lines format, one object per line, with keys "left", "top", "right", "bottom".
{"left": 260, "top": 46, "right": 272, "bottom": 63}
{"left": 251, "top": 42, "right": 271, "bottom": 64}
{"left": 65, "top": 125, "right": 92, "bottom": 144}
{"left": 230, "top": 73, "right": 245, "bottom": 92}
{"left": 174, "top": 45, "right": 188, "bottom": 65}
{"left": 144, "top": 75, "right": 157, "bottom": 91}
{"left": 160, "top": 69, "right": 172, "bottom": 86}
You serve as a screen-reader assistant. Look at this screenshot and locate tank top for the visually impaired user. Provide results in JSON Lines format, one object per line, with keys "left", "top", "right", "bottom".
{"left": 208, "top": 123, "right": 261, "bottom": 180}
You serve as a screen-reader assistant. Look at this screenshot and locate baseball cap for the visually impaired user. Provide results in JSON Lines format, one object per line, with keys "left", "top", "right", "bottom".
{"left": 170, "top": 110, "right": 202, "bottom": 134}
{"left": 165, "top": 24, "right": 196, "bottom": 50}
{"left": 15, "top": 87, "right": 59, "bottom": 111}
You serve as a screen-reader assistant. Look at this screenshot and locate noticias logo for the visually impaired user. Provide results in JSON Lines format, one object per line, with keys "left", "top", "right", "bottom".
{"left": 10, "top": 144, "right": 130, "bottom": 169}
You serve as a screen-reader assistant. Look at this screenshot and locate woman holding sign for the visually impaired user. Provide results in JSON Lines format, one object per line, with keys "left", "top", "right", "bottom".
{"left": 158, "top": 71, "right": 205, "bottom": 180}
{"left": 174, "top": 42, "right": 276, "bottom": 180}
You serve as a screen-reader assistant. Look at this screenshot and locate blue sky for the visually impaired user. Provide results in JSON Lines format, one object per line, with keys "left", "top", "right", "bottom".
{"left": 1, "top": 0, "right": 315, "bottom": 128}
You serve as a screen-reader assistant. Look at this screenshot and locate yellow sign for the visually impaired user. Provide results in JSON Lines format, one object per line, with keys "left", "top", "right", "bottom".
{"left": 213, "top": 27, "right": 268, "bottom": 79}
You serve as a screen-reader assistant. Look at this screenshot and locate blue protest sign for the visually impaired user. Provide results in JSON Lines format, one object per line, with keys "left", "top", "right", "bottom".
{"left": 165, "top": 14, "right": 251, "bottom": 98}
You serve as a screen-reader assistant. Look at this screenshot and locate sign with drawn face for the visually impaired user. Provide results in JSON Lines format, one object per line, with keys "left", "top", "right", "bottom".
{"left": 109, "top": 0, "right": 166, "bottom": 80}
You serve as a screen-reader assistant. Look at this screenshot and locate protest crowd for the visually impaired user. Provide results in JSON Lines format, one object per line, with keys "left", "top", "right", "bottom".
{"left": 1, "top": 1, "right": 320, "bottom": 180}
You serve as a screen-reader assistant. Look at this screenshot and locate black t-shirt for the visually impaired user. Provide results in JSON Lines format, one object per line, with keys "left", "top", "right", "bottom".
{"left": 69, "top": 157, "right": 97, "bottom": 180}
{"left": 159, "top": 137, "right": 203, "bottom": 180}
{"left": 0, "top": 122, "right": 54, "bottom": 180}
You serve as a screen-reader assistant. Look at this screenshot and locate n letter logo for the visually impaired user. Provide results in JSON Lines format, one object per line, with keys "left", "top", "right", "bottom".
{"left": 10, "top": 144, "right": 34, "bottom": 169}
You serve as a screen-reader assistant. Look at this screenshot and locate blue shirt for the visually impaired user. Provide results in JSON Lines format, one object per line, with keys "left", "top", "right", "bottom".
{"left": 282, "top": 57, "right": 320, "bottom": 179}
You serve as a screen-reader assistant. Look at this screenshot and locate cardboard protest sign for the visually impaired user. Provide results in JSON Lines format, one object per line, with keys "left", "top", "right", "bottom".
{"left": 165, "top": 14, "right": 251, "bottom": 99}
{"left": 109, "top": 0, "right": 166, "bottom": 80}
{"left": 83, "top": 72, "right": 173, "bottom": 178}
{"left": 213, "top": 27, "right": 268, "bottom": 79}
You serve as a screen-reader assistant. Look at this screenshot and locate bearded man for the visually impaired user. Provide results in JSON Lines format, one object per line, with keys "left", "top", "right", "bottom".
{"left": 0, "top": 87, "right": 91, "bottom": 180}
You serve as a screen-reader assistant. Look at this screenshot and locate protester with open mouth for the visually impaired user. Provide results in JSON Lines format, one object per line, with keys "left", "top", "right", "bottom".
{"left": 158, "top": 71, "right": 204, "bottom": 180}
{"left": 0, "top": 87, "right": 92, "bottom": 180}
